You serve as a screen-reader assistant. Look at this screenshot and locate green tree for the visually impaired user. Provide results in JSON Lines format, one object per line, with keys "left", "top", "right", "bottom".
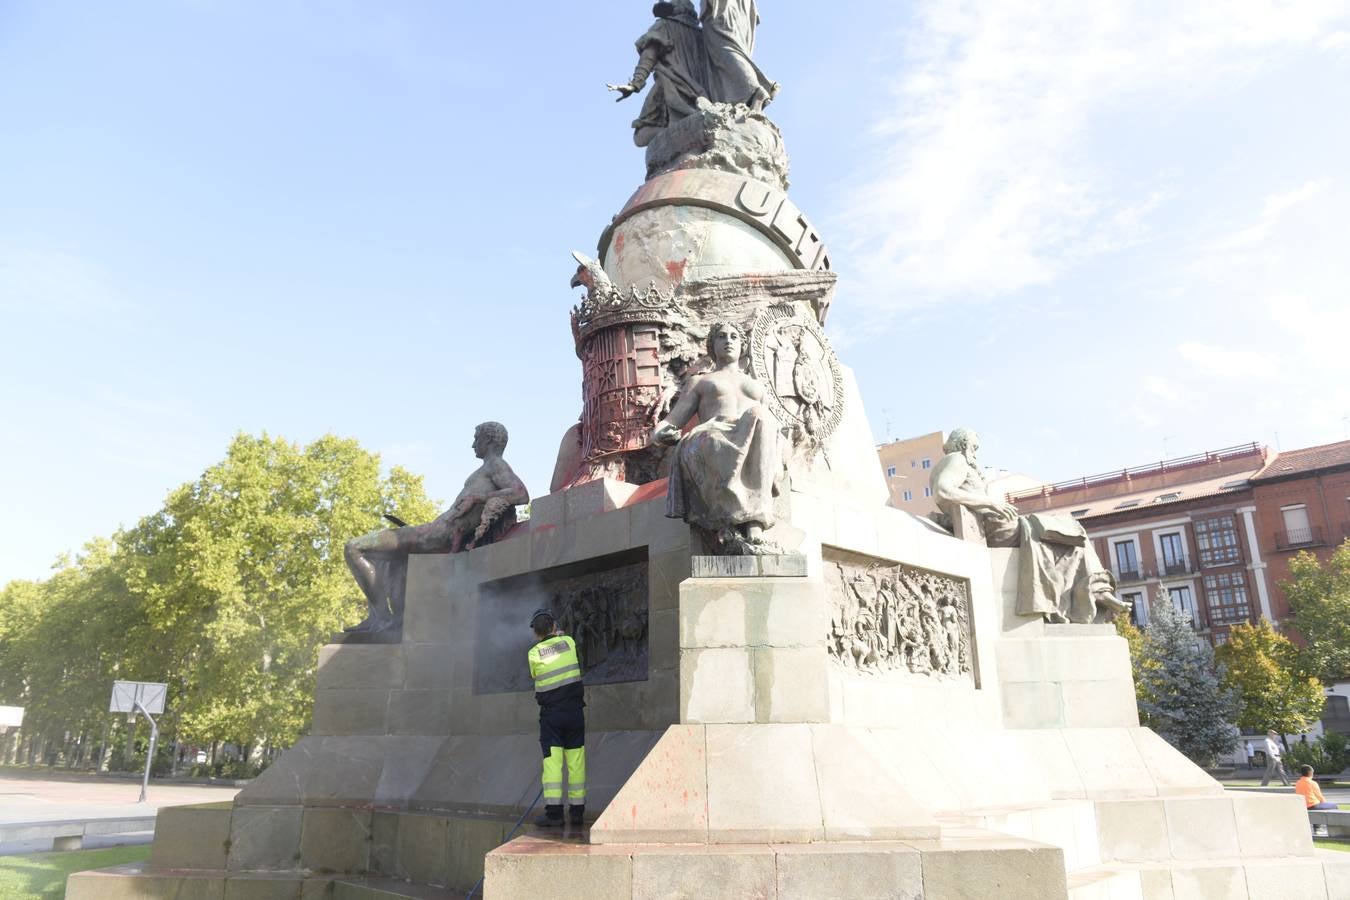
{"left": 1215, "top": 620, "right": 1324, "bottom": 739}
{"left": 1112, "top": 609, "right": 1153, "bottom": 723}
{"left": 118, "top": 433, "right": 436, "bottom": 753}
{"left": 1138, "top": 594, "right": 1241, "bottom": 767}
{"left": 1284, "top": 543, "right": 1350, "bottom": 681}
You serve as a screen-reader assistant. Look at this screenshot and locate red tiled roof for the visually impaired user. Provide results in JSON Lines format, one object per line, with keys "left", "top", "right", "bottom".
{"left": 1252, "top": 439, "right": 1350, "bottom": 481}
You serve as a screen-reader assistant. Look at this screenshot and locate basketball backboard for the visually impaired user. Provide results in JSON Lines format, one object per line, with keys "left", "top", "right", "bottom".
{"left": 110, "top": 681, "right": 166, "bottom": 715}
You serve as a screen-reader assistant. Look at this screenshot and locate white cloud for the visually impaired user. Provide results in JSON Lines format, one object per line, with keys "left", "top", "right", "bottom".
{"left": 835, "top": 0, "right": 1350, "bottom": 314}
{"left": 1177, "top": 341, "right": 1276, "bottom": 378}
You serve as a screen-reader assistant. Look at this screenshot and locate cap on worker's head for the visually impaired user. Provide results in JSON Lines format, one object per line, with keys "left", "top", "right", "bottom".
{"left": 530, "top": 608, "right": 555, "bottom": 629}
{"left": 1267, "top": 729, "right": 1279, "bottom": 736}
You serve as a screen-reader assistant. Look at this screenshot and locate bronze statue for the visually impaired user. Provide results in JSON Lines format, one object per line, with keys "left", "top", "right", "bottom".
{"left": 343, "top": 421, "right": 529, "bottom": 634}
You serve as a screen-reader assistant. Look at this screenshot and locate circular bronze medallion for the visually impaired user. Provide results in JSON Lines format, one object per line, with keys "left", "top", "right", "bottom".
{"left": 749, "top": 305, "right": 845, "bottom": 441}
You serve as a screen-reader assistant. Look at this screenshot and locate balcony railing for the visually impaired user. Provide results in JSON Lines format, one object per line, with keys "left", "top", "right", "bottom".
{"left": 1275, "top": 526, "right": 1324, "bottom": 551}
{"left": 1116, "top": 568, "right": 1145, "bottom": 583}
{"left": 1161, "top": 558, "right": 1193, "bottom": 576}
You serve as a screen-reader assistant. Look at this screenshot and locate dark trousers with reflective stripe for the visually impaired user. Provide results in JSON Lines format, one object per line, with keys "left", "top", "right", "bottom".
{"left": 539, "top": 704, "right": 585, "bottom": 806}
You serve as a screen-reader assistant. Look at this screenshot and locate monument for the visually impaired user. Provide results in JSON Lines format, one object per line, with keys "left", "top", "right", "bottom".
{"left": 68, "top": 5, "right": 1350, "bottom": 899}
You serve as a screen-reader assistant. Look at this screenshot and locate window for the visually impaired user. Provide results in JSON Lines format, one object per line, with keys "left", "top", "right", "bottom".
{"left": 1281, "top": 504, "right": 1312, "bottom": 545}
{"left": 1159, "top": 533, "right": 1186, "bottom": 574}
{"left": 1115, "top": 499, "right": 1141, "bottom": 509}
{"left": 1204, "top": 571, "right": 1251, "bottom": 625}
{"left": 903, "top": 490, "right": 913, "bottom": 502}
{"left": 923, "top": 487, "right": 932, "bottom": 497}
{"left": 1114, "top": 541, "right": 1140, "bottom": 579}
{"left": 921, "top": 458, "right": 932, "bottom": 470}
{"left": 1168, "top": 585, "right": 1197, "bottom": 626}
{"left": 1219, "top": 479, "right": 1249, "bottom": 491}
{"left": 1122, "top": 591, "right": 1145, "bottom": 626}
{"left": 1154, "top": 492, "right": 1182, "bottom": 503}
{"left": 886, "top": 466, "right": 896, "bottom": 477}
{"left": 1194, "top": 515, "right": 1240, "bottom": 567}
{"left": 1213, "top": 632, "right": 1230, "bottom": 647}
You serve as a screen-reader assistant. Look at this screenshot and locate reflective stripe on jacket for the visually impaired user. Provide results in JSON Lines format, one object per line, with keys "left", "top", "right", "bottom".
{"left": 529, "top": 635, "right": 582, "bottom": 693}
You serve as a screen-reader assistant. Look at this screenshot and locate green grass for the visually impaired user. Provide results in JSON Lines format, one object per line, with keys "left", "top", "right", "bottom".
{"left": 0, "top": 845, "right": 150, "bottom": 900}
{"left": 1315, "top": 839, "right": 1350, "bottom": 853}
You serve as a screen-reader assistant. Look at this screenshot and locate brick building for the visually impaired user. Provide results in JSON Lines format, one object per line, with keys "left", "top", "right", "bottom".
{"left": 1008, "top": 438, "right": 1350, "bottom": 644}
{"left": 877, "top": 431, "right": 945, "bottom": 517}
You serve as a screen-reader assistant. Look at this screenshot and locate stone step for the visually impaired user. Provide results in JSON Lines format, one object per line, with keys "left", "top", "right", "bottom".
{"left": 1094, "top": 793, "right": 1314, "bottom": 864}
{"left": 66, "top": 862, "right": 471, "bottom": 900}
{"left": 1066, "top": 853, "right": 1350, "bottom": 899}
{"left": 486, "top": 828, "right": 1070, "bottom": 899}
{"left": 946, "top": 799, "right": 1102, "bottom": 872}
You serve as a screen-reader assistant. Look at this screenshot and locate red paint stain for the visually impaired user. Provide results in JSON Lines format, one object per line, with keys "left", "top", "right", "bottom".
{"left": 665, "top": 259, "right": 688, "bottom": 282}
{"left": 614, "top": 233, "right": 625, "bottom": 253}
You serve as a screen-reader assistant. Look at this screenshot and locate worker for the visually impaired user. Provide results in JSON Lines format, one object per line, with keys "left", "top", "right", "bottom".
{"left": 527, "top": 609, "right": 586, "bottom": 830}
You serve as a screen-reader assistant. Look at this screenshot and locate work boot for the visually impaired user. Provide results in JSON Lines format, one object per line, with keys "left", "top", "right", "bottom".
{"left": 568, "top": 804, "right": 586, "bottom": 828}
{"left": 534, "top": 805, "right": 564, "bottom": 828}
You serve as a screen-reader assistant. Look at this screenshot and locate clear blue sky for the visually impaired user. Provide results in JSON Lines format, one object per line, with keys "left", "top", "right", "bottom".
{"left": 3, "top": 1, "right": 1349, "bottom": 585}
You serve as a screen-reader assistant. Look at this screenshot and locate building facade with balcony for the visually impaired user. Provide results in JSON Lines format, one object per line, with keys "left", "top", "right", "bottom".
{"left": 1009, "top": 443, "right": 1274, "bottom": 643}
{"left": 1009, "top": 438, "right": 1350, "bottom": 645}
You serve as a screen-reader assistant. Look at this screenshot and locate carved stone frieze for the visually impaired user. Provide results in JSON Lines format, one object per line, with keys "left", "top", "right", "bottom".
{"left": 477, "top": 557, "right": 649, "bottom": 694}
{"left": 824, "top": 556, "right": 975, "bottom": 682}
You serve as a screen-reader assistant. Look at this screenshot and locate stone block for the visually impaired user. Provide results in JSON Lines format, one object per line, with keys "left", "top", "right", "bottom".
{"left": 448, "top": 816, "right": 508, "bottom": 892}
{"left": 571, "top": 508, "right": 633, "bottom": 563}
{"left": 373, "top": 736, "right": 444, "bottom": 807}
{"left": 316, "top": 645, "right": 405, "bottom": 691}
{"left": 679, "top": 577, "right": 826, "bottom": 649}
{"left": 690, "top": 554, "right": 807, "bottom": 577}
{"left": 1062, "top": 728, "right": 1154, "bottom": 799}
{"left": 563, "top": 478, "right": 639, "bottom": 520}
{"left": 1127, "top": 729, "right": 1221, "bottom": 797}
{"left": 402, "top": 554, "right": 454, "bottom": 641}
{"left": 300, "top": 808, "right": 372, "bottom": 875}
{"left": 310, "top": 689, "right": 389, "bottom": 736}
{"left": 1164, "top": 797, "right": 1240, "bottom": 859}
{"left": 526, "top": 491, "right": 564, "bottom": 528}
{"left": 681, "top": 647, "right": 754, "bottom": 723}
{"left": 1095, "top": 799, "right": 1170, "bottom": 862}
{"left": 400, "top": 643, "right": 455, "bottom": 691}
{"left": 810, "top": 726, "right": 939, "bottom": 841}
{"left": 630, "top": 499, "right": 689, "bottom": 555}
{"left": 1012, "top": 730, "right": 1087, "bottom": 799}
{"left": 394, "top": 813, "right": 448, "bottom": 886}
{"left": 705, "top": 723, "right": 825, "bottom": 842}
{"left": 66, "top": 870, "right": 225, "bottom": 900}
{"left": 650, "top": 549, "right": 692, "bottom": 612}
{"left": 775, "top": 843, "right": 923, "bottom": 900}
{"left": 385, "top": 690, "right": 453, "bottom": 735}
{"left": 1001, "top": 680, "right": 1064, "bottom": 729}
{"left": 1137, "top": 867, "right": 1175, "bottom": 899}
{"left": 222, "top": 876, "right": 305, "bottom": 900}
{"left": 369, "top": 811, "right": 399, "bottom": 875}
{"left": 1231, "top": 793, "right": 1315, "bottom": 858}
{"left": 630, "top": 845, "right": 777, "bottom": 900}
{"left": 228, "top": 806, "right": 304, "bottom": 871}
{"left": 875, "top": 511, "right": 920, "bottom": 565}
{"left": 484, "top": 837, "right": 633, "bottom": 899}
{"left": 484, "top": 532, "right": 529, "bottom": 580}
{"left": 1061, "top": 680, "right": 1141, "bottom": 729}
{"left": 236, "top": 737, "right": 387, "bottom": 806}
{"left": 788, "top": 491, "right": 836, "bottom": 545}
{"left": 1323, "top": 856, "right": 1350, "bottom": 899}
{"left": 909, "top": 834, "right": 1068, "bottom": 900}
{"left": 833, "top": 505, "right": 879, "bottom": 557}
{"left": 1168, "top": 863, "right": 1247, "bottom": 900}
{"left": 649, "top": 608, "right": 679, "bottom": 671}
{"left": 995, "top": 639, "right": 1049, "bottom": 683}
{"left": 527, "top": 523, "right": 568, "bottom": 570}
{"left": 150, "top": 803, "right": 233, "bottom": 870}
{"left": 1243, "top": 859, "right": 1330, "bottom": 899}
{"left": 753, "top": 647, "right": 830, "bottom": 723}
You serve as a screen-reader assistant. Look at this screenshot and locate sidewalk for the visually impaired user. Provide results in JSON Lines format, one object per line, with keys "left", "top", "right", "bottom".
{"left": 0, "top": 769, "right": 239, "bottom": 854}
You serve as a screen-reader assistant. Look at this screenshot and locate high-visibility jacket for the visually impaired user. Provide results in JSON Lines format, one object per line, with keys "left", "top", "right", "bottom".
{"left": 529, "top": 634, "right": 582, "bottom": 696}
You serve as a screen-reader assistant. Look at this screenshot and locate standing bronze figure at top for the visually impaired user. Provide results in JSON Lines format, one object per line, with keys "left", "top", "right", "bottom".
{"left": 610, "top": 1, "right": 778, "bottom": 147}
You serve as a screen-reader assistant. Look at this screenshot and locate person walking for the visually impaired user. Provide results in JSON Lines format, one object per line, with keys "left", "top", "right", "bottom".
{"left": 1246, "top": 740, "right": 1256, "bottom": 770}
{"left": 1261, "top": 729, "right": 1291, "bottom": 787}
{"left": 527, "top": 609, "right": 587, "bottom": 830}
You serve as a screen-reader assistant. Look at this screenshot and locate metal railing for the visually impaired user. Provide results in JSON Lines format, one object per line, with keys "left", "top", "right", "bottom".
{"left": 1161, "top": 558, "right": 1193, "bottom": 576}
{"left": 1007, "top": 441, "right": 1265, "bottom": 502}
{"left": 1275, "top": 526, "right": 1323, "bottom": 550}
{"left": 1116, "top": 568, "right": 1145, "bottom": 583}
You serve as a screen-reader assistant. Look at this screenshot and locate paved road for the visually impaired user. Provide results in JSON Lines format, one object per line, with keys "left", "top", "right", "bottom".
{"left": 0, "top": 769, "right": 239, "bottom": 854}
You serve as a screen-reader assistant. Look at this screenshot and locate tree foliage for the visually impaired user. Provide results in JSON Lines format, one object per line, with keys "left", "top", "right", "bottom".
{"left": 1215, "top": 620, "right": 1325, "bottom": 737}
{"left": 0, "top": 433, "right": 435, "bottom": 766}
{"left": 1283, "top": 543, "right": 1350, "bottom": 682}
{"left": 1112, "top": 610, "right": 1153, "bottom": 722}
{"left": 1137, "top": 593, "right": 1241, "bottom": 767}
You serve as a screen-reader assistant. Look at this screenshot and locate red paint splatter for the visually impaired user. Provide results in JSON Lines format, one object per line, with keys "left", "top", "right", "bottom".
{"left": 614, "top": 233, "right": 625, "bottom": 253}
{"left": 665, "top": 259, "right": 688, "bottom": 282}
